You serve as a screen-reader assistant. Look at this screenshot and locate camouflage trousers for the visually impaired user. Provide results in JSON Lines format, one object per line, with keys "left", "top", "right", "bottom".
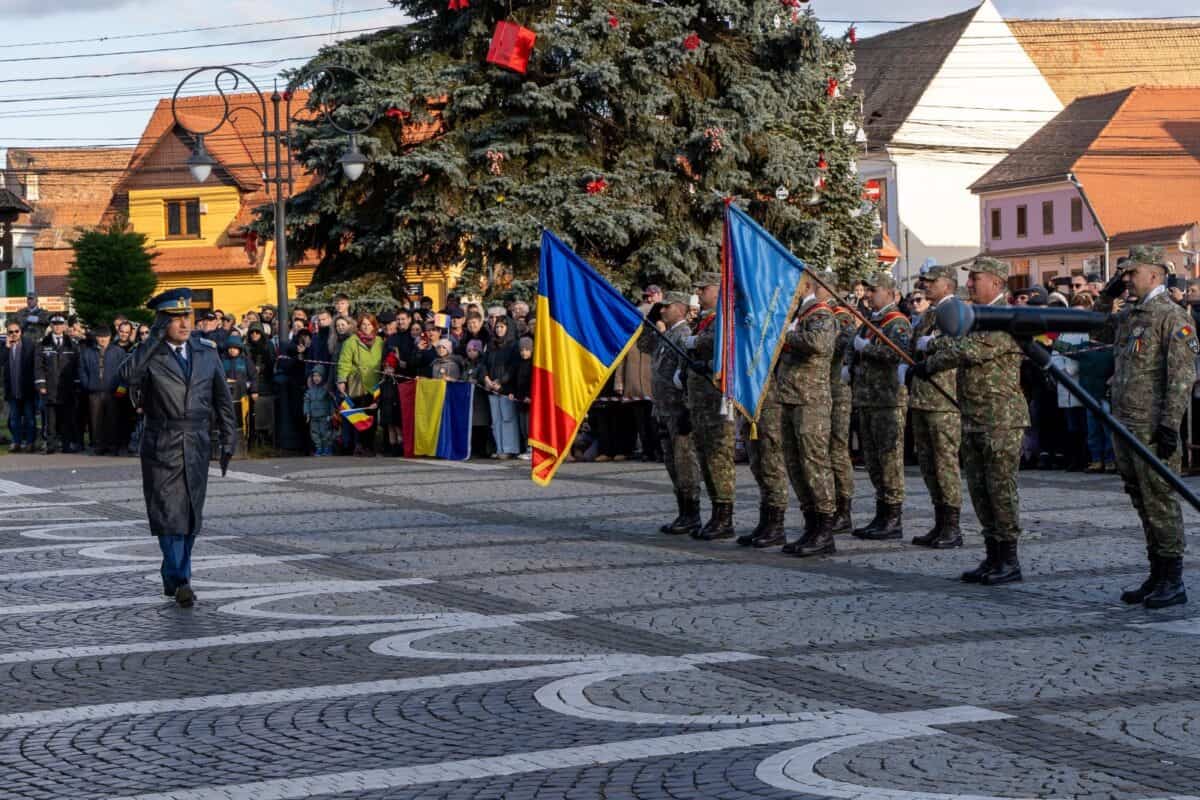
{"left": 962, "top": 428, "right": 1022, "bottom": 543}
{"left": 1113, "top": 425, "right": 1185, "bottom": 558}
{"left": 748, "top": 392, "right": 789, "bottom": 509}
{"left": 830, "top": 396, "right": 853, "bottom": 502}
{"left": 781, "top": 403, "right": 836, "bottom": 515}
{"left": 691, "top": 410, "right": 736, "bottom": 504}
{"left": 657, "top": 411, "right": 700, "bottom": 502}
{"left": 859, "top": 406, "right": 906, "bottom": 505}
{"left": 911, "top": 410, "right": 962, "bottom": 508}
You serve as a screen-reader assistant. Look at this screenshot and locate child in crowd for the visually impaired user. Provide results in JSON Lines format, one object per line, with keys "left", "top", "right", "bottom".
{"left": 513, "top": 337, "right": 534, "bottom": 459}
{"left": 431, "top": 338, "right": 464, "bottom": 381}
{"left": 303, "top": 367, "right": 336, "bottom": 456}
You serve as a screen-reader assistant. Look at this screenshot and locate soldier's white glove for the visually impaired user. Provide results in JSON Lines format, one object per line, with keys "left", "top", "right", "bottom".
{"left": 897, "top": 364, "right": 909, "bottom": 384}
{"left": 684, "top": 335, "right": 697, "bottom": 349}
{"left": 840, "top": 366, "right": 851, "bottom": 385}
{"left": 916, "top": 335, "right": 934, "bottom": 352}
{"left": 853, "top": 335, "right": 870, "bottom": 352}
{"left": 672, "top": 369, "right": 683, "bottom": 390}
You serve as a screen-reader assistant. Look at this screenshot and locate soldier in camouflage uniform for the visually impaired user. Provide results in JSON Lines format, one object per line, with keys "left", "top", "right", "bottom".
{"left": 906, "top": 264, "right": 963, "bottom": 549}
{"left": 773, "top": 270, "right": 839, "bottom": 556}
{"left": 686, "top": 271, "right": 737, "bottom": 540}
{"left": 739, "top": 380, "right": 789, "bottom": 547}
{"left": 1094, "top": 246, "right": 1196, "bottom": 608}
{"left": 828, "top": 290, "right": 858, "bottom": 533}
{"left": 638, "top": 291, "right": 702, "bottom": 536}
{"left": 844, "top": 272, "right": 910, "bottom": 540}
{"left": 912, "top": 257, "right": 1029, "bottom": 585}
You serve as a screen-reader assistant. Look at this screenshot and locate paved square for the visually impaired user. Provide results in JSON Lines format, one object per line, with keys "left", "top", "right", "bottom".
{"left": 1, "top": 453, "right": 1199, "bottom": 799}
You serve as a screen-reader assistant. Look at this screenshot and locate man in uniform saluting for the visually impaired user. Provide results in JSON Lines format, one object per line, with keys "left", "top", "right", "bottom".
{"left": 123, "top": 289, "right": 237, "bottom": 608}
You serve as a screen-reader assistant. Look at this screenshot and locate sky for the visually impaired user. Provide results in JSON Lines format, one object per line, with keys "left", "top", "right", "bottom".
{"left": 0, "top": 0, "right": 1198, "bottom": 150}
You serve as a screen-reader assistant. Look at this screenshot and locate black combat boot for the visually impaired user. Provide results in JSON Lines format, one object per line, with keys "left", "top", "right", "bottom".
{"left": 751, "top": 506, "right": 787, "bottom": 548}
{"left": 831, "top": 497, "right": 853, "bottom": 534}
{"left": 911, "top": 506, "right": 943, "bottom": 547}
{"left": 962, "top": 538, "right": 999, "bottom": 583}
{"left": 852, "top": 501, "right": 886, "bottom": 539}
{"left": 782, "top": 510, "right": 817, "bottom": 554}
{"left": 980, "top": 540, "right": 1022, "bottom": 585}
{"left": 661, "top": 492, "right": 687, "bottom": 535}
{"left": 1120, "top": 551, "right": 1161, "bottom": 605}
{"left": 930, "top": 506, "right": 963, "bottom": 549}
{"left": 738, "top": 503, "right": 770, "bottom": 546}
{"left": 1144, "top": 558, "right": 1188, "bottom": 609}
{"left": 696, "top": 502, "right": 735, "bottom": 540}
{"left": 860, "top": 503, "right": 903, "bottom": 541}
{"left": 664, "top": 495, "right": 701, "bottom": 536}
{"left": 792, "top": 513, "right": 836, "bottom": 557}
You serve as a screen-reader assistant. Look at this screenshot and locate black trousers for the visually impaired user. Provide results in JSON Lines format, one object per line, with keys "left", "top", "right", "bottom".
{"left": 44, "top": 399, "right": 75, "bottom": 451}
{"left": 87, "top": 392, "right": 119, "bottom": 454}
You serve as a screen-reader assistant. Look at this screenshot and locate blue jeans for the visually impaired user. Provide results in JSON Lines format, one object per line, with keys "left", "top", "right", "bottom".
{"left": 1086, "top": 403, "right": 1115, "bottom": 463}
{"left": 159, "top": 534, "right": 195, "bottom": 593}
{"left": 488, "top": 395, "right": 521, "bottom": 455}
{"left": 7, "top": 395, "right": 36, "bottom": 446}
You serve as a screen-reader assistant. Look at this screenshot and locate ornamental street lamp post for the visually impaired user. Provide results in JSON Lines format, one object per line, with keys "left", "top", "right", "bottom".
{"left": 170, "top": 64, "right": 379, "bottom": 345}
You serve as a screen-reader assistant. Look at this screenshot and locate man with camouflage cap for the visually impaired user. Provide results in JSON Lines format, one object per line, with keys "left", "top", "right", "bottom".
{"left": 905, "top": 263, "right": 963, "bottom": 549}
{"left": 686, "top": 271, "right": 737, "bottom": 539}
{"left": 1095, "top": 245, "right": 1196, "bottom": 608}
{"left": 638, "top": 291, "right": 702, "bottom": 536}
{"left": 911, "top": 256, "right": 1029, "bottom": 584}
{"left": 828, "top": 282, "right": 858, "bottom": 533}
{"left": 844, "top": 271, "right": 911, "bottom": 540}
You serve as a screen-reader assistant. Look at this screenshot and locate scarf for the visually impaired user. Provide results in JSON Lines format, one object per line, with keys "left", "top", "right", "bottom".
{"left": 356, "top": 331, "right": 377, "bottom": 348}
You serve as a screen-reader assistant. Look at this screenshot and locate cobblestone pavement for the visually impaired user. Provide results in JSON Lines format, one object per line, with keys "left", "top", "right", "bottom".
{"left": 1, "top": 452, "right": 1199, "bottom": 799}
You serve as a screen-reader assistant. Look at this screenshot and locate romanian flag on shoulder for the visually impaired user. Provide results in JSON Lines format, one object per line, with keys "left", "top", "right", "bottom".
{"left": 530, "top": 230, "right": 644, "bottom": 485}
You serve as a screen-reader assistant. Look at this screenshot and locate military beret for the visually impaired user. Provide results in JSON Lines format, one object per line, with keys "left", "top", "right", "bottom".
{"left": 864, "top": 271, "right": 897, "bottom": 290}
{"left": 693, "top": 271, "right": 722, "bottom": 289}
{"left": 663, "top": 290, "right": 691, "bottom": 306}
{"left": 970, "top": 257, "right": 1010, "bottom": 280}
{"left": 923, "top": 264, "right": 957, "bottom": 282}
{"left": 49, "top": 314, "right": 66, "bottom": 324}
{"left": 148, "top": 288, "right": 194, "bottom": 315}
{"left": 1127, "top": 245, "right": 1166, "bottom": 268}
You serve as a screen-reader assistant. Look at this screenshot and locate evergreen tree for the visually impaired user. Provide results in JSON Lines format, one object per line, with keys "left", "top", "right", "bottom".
{"left": 280, "top": 0, "right": 876, "bottom": 295}
{"left": 67, "top": 220, "right": 157, "bottom": 326}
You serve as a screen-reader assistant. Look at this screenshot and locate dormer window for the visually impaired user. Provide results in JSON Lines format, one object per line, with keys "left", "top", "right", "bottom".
{"left": 165, "top": 199, "right": 201, "bottom": 239}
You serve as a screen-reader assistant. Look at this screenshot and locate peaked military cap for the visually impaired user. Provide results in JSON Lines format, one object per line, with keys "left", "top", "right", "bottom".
{"left": 864, "top": 271, "right": 897, "bottom": 290}
{"left": 970, "top": 256, "right": 1010, "bottom": 280}
{"left": 1127, "top": 245, "right": 1166, "bottom": 269}
{"left": 923, "top": 264, "right": 957, "bottom": 282}
{"left": 148, "top": 288, "right": 194, "bottom": 315}
{"left": 663, "top": 290, "right": 691, "bottom": 306}
{"left": 48, "top": 314, "right": 66, "bottom": 324}
{"left": 693, "top": 271, "right": 722, "bottom": 289}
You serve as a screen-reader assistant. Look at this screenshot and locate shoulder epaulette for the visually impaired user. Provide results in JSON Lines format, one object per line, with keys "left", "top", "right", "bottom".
{"left": 195, "top": 337, "right": 217, "bottom": 348}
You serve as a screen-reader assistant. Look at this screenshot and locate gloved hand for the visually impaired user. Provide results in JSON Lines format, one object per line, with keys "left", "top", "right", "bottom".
{"left": 853, "top": 335, "right": 870, "bottom": 352}
{"left": 1152, "top": 424, "right": 1180, "bottom": 459}
{"left": 220, "top": 449, "right": 233, "bottom": 477}
{"left": 905, "top": 362, "right": 929, "bottom": 389}
{"left": 916, "top": 335, "right": 933, "bottom": 352}
{"left": 897, "top": 363, "right": 909, "bottom": 385}
{"left": 1102, "top": 271, "right": 1128, "bottom": 300}
{"left": 840, "top": 366, "right": 851, "bottom": 385}
{"left": 672, "top": 369, "right": 683, "bottom": 390}
{"left": 676, "top": 409, "right": 693, "bottom": 436}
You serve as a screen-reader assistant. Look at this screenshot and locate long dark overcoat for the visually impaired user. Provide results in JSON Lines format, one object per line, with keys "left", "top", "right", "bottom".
{"left": 124, "top": 335, "right": 236, "bottom": 536}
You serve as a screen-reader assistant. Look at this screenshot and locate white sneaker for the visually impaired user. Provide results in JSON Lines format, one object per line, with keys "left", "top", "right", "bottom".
{"left": 517, "top": 452, "right": 531, "bottom": 460}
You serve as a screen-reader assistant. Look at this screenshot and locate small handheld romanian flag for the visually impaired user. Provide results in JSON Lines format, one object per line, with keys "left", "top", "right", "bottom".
{"left": 338, "top": 392, "right": 376, "bottom": 432}
{"left": 529, "top": 230, "right": 644, "bottom": 485}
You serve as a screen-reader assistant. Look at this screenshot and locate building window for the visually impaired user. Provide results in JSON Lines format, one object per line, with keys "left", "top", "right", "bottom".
{"left": 190, "top": 288, "right": 213, "bottom": 312}
{"left": 1016, "top": 205, "right": 1028, "bottom": 238}
{"left": 165, "top": 199, "right": 201, "bottom": 239}
{"left": 1042, "top": 201, "right": 1054, "bottom": 235}
{"left": 991, "top": 208, "right": 1002, "bottom": 239}
{"left": 1070, "top": 198, "right": 1084, "bottom": 232}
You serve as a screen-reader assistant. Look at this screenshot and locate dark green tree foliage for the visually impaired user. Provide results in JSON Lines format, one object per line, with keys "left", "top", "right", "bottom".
{"left": 67, "top": 221, "right": 157, "bottom": 326}
{"left": 282, "top": 0, "right": 877, "bottom": 294}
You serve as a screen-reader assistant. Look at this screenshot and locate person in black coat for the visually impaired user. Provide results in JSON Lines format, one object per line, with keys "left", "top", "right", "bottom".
{"left": 34, "top": 314, "right": 79, "bottom": 454}
{"left": 2, "top": 320, "right": 38, "bottom": 452}
{"left": 78, "top": 325, "right": 129, "bottom": 455}
{"left": 122, "top": 289, "right": 236, "bottom": 608}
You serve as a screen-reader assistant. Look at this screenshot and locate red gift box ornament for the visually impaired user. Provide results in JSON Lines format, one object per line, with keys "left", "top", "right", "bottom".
{"left": 817, "top": 152, "right": 829, "bottom": 170}
{"left": 386, "top": 108, "right": 411, "bottom": 121}
{"left": 448, "top": 0, "right": 469, "bottom": 9}
{"left": 827, "top": 78, "right": 840, "bottom": 98}
{"left": 586, "top": 177, "right": 608, "bottom": 195}
{"left": 683, "top": 33, "right": 701, "bottom": 51}
{"left": 608, "top": 14, "right": 619, "bottom": 29}
{"left": 488, "top": 20, "right": 537, "bottom": 75}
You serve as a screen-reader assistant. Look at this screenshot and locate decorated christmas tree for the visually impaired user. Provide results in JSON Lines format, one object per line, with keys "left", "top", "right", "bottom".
{"left": 280, "top": 0, "right": 876, "bottom": 296}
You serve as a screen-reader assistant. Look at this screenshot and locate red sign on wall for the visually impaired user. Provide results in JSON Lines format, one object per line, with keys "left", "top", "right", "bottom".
{"left": 863, "top": 179, "right": 881, "bottom": 203}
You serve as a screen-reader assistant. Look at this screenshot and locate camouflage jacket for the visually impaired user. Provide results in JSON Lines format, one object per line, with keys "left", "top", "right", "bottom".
{"left": 844, "top": 303, "right": 910, "bottom": 409}
{"left": 923, "top": 295, "right": 1028, "bottom": 432}
{"left": 776, "top": 296, "right": 836, "bottom": 406}
{"left": 829, "top": 303, "right": 856, "bottom": 404}
{"left": 686, "top": 309, "right": 722, "bottom": 405}
{"left": 908, "top": 300, "right": 959, "bottom": 414}
{"left": 1094, "top": 286, "right": 1197, "bottom": 429}
{"left": 637, "top": 319, "right": 692, "bottom": 418}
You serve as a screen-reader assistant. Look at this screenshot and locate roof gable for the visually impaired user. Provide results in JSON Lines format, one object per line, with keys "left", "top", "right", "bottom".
{"left": 4, "top": 147, "right": 132, "bottom": 249}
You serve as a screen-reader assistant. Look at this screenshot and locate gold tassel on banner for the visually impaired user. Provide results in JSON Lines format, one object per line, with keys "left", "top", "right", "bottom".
{"left": 750, "top": 422, "right": 758, "bottom": 440}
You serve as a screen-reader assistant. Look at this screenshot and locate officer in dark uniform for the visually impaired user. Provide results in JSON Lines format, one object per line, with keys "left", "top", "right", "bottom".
{"left": 123, "top": 289, "right": 237, "bottom": 608}
{"left": 34, "top": 313, "right": 79, "bottom": 453}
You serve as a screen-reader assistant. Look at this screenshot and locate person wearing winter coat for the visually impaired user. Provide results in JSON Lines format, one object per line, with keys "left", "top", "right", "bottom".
{"left": 430, "top": 338, "right": 464, "bottom": 381}
{"left": 482, "top": 316, "right": 521, "bottom": 457}
{"left": 512, "top": 336, "right": 534, "bottom": 458}
{"left": 303, "top": 367, "right": 336, "bottom": 456}
{"left": 34, "top": 314, "right": 80, "bottom": 453}
{"left": 463, "top": 340, "right": 493, "bottom": 458}
{"left": 337, "top": 313, "right": 384, "bottom": 455}
{"left": 77, "top": 325, "right": 128, "bottom": 455}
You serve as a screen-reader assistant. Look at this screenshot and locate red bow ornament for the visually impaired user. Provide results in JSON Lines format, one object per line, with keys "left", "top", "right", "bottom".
{"left": 683, "top": 33, "right": 701, "bottom": 51}
{"left": 586, "top": 177, "right": 608, "bottom": 195}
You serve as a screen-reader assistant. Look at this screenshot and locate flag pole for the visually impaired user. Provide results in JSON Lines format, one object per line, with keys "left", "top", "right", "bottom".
{"left": 803, "top": 267, "right": 961, "bottom": 411}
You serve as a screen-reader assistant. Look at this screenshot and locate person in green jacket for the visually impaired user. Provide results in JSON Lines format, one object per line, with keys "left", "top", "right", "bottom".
{"left": 336, "top": 313, "right": 383, "bottom": 456}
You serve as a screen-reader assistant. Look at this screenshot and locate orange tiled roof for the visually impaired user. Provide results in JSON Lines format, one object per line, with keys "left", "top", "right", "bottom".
{"left": 4, "top": 147, "right": 132, "bottom": 249}
{"left": 150, "top": 246, "right": 258, "bottom": 274}
{"left": 1009, "top": 19, "right": 1200, "bottom": 105}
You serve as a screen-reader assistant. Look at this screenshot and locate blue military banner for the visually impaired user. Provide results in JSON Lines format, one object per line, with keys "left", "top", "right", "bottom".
{"left": 713, "top": 203, "right": 808, "bottom": 421}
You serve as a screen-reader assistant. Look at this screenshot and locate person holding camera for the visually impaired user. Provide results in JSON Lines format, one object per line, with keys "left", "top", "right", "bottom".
{"left": 1095, "top": 246, "right": 1197, "bottom": 609}
{"left": 122, "top": 288, "right": 236, "bottom": 608}
{"left": 639, "top": 291, "right": 701, "bottom": 536}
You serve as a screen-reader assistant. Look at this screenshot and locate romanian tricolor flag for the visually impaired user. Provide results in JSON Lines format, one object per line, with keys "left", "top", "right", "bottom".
{"left": 398, "top": 378, "right": 473, "bottom": 460}
{"left": 530, "top": 230, "right": 644, "bottom": 485}
{"left": 339, "top": 396, "right": 375, "bottom": 432}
